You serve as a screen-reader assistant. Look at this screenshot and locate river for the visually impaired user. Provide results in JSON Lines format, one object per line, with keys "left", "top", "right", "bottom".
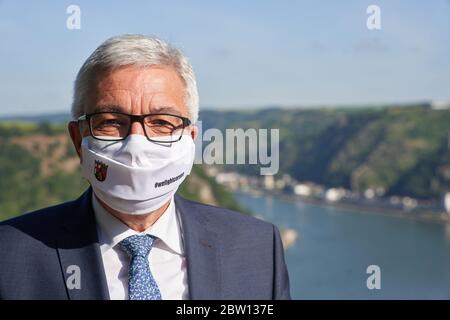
{"left": 233, "top": 192, "right": 450, "bottom": 299}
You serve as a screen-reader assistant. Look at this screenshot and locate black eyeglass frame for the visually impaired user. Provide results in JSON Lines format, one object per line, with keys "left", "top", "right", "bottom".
{"left": 77, "top": 111, "right": 192, "bottom": 143}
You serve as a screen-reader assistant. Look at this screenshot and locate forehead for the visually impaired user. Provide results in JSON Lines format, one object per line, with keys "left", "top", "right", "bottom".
{"left": 86, "top": 65, "right": 187, "bottom": 116}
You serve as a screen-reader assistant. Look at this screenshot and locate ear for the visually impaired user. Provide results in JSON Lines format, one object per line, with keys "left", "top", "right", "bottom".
{"left": 68, "top": 121, "right": 83, "bottom": 162}
{"left": 190, "top": 125, "right": 198, "bottom": 141}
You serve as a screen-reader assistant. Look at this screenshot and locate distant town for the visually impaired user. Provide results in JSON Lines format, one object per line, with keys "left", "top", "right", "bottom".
{"left": 205, "top": 167, "right": 450, "bottom": 222}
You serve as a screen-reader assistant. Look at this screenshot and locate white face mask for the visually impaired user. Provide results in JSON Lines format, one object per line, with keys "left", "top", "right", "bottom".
{"left": 81, "top": 134, "right": 195, "bottom": 215}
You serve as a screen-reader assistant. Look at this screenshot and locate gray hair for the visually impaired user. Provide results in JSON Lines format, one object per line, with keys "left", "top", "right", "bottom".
{"left": 71, "top": 34, "right": 199, "bottom": 123}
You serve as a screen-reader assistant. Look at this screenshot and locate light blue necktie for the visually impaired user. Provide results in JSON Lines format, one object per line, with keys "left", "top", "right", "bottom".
{"left": 119, "top": 234, "right": 162, "bottom": 300}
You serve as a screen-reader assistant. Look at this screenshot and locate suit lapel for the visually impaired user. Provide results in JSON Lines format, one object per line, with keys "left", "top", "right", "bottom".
{"left": 57, "top": 189, "right": 110, "bottom": 300}
{"left": 175, "top": 195, "right": 222, "bottom": 300}
{"left": 57, "top": 191, "right": 221, "bottom": 300}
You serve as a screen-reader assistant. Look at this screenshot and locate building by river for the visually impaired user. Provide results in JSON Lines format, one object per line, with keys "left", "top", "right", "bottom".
{"left": 208, "top": 167, "right": 448, "bottom": 221}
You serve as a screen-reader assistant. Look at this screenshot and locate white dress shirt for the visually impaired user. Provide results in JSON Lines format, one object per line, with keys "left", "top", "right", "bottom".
{"left": 92, "top": 193, "right": 189, "bottom": 300}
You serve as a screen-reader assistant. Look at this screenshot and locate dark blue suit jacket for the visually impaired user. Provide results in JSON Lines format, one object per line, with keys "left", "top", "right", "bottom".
{"left": 0, "top": 188, "right": 290, "bottom": 300}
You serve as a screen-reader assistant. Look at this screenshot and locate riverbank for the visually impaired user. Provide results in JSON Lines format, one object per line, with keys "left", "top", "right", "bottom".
{"left": 234, "top": 189, "right": 450, "bottom": 224}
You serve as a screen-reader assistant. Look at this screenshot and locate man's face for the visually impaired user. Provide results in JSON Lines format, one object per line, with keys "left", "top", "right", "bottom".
{"left": 69, "top": 65, "right": 197, "bottom": 159}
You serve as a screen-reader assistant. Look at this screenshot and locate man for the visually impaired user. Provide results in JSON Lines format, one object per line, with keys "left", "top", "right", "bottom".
{"left": 0, "top": 35, "right": 290, "bottom": 300}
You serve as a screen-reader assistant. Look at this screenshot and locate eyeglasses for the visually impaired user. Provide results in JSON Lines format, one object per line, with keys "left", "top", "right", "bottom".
{"left": 77, "top": 111, "right": 191, "bottom": 143}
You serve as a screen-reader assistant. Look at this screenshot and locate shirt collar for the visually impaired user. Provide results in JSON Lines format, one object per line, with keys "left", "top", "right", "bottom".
{"left": 92, "top": 192, "right": 184, "bottom": 256}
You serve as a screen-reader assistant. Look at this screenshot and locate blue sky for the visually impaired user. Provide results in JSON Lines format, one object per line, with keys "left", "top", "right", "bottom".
{"left": 0, "top": 0, "right": 449, "bottom": 116}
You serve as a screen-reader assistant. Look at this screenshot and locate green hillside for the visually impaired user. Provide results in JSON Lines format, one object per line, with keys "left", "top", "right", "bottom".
{"left": 201, "top": 105, "right": 450, "bottom": 199}
{"left": 0, "top": 122, "right": 247, "bottom": 221}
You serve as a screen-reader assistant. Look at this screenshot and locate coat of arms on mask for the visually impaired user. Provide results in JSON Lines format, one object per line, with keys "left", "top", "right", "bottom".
{"left": 94, "top": 160, "right": 108, "bottom": 182}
